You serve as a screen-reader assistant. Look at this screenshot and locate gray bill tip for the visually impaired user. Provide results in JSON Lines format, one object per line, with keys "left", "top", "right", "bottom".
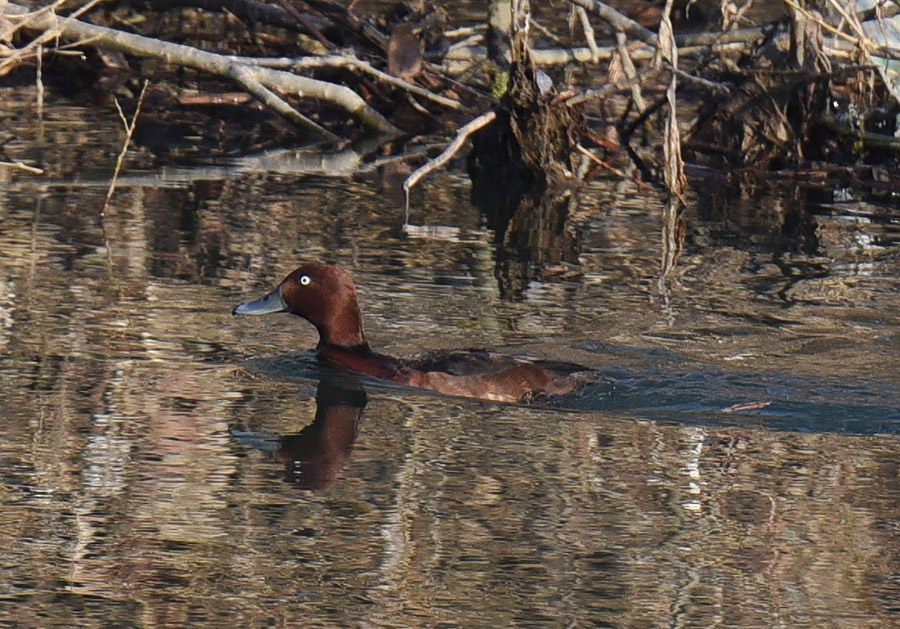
{"left": 232, "top": 287, "right": 289, "bottom": 316}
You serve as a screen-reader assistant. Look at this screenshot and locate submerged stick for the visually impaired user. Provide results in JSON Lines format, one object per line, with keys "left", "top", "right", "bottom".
{"left": 0, "top": 160, "right": 44, "bottom": 174}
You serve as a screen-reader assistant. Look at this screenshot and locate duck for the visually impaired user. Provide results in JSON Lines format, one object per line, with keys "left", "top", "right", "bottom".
{"left": 233, "top": 263, "right": 594, "bottom": 403}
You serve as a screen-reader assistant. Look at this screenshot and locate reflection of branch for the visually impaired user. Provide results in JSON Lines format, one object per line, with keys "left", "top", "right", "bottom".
{"left": 10, "top": 142, "right": 429, "bottom": 188}
{"left": 0, "top": 160, "right": 44, "bottom": 174}
{"left": 1, "top": 3, "right": 399, "bottom": 137}
{"left": 101, "top": 79, "right": 148, "bottom": 294}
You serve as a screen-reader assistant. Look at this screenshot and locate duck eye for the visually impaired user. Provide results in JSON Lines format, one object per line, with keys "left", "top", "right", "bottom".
{"left": 299, "top": 275, "right": 311, "bottom": 286}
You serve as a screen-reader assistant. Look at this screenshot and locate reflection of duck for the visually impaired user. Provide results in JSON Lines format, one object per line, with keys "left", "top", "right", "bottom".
{"left": 233, "top": 263, "right": 595, "bottom": 403}
{"left": 232, "top": 379, "right": 366, "bottom": 491}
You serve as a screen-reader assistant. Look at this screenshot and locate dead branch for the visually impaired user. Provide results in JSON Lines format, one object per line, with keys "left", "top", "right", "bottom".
{"left": 445, "top": 43, "right": 657, "bottom": 67}
{"left": 402, "top": 110, "right": 497, "bottom": 217}
{"left": 1, "top": 2, "right": 399, "bottom": 137}
{"left": 566, "top": 66, "right": 662, "bottom": 106}
{"left": 151, "top": 0, "right": 328, "bottom": 34}
{"left": 301, "top": 0, "right": 389, "bottom": 51}
{"left": 273, "top": 0, "right": 334, "bottom": 50}
{"left": 232, "top": 54, "right": 467, "bottom": 111}
{"left": 574, "top": 6, "right": 600, "bottom": 63}
{"left": 658, "top": 0, "right": 686, "bottom": 200}
{"left": 102, "top": 80, "right": 149, "bottom": 217}
{"left": 566, "top": 0, "right": 657, "bottom": 46}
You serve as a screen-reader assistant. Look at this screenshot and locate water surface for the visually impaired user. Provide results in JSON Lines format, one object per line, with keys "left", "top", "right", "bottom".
{"left": 1, "top": 86, "right": 900, "bottom": 627}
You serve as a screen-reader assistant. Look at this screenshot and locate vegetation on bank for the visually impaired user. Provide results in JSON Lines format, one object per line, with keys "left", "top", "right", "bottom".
{"left": 3, "top": 1, "right": 899, "bottom": 179}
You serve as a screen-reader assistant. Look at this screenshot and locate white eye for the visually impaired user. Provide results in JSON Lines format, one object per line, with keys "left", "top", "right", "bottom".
{"left": 299, "top": 275, "right": 311, "bottom": 286}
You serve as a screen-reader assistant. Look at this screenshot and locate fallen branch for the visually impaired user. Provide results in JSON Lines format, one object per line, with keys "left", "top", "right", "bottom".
{"left": 0, "top": 0, "right": 104, "bottom": 74}
{"left": 566, "top": 65, "right": 662, "bottom": 106}
{"left": 566, "top": 0, "right": 658, "bottom": 47}
{"left": 574, "top": 6, "right": 601, "bottom": 63}
{"left": 402, "top": 110, "right": 497, "bottom": 220}
{"left": 233, "top": 54, "right": 467, "bottom": 111}
{"left": 273, "top": 0, "right": 334, "bottom": 51}
{"left": 445, "top": 44, "right": 656, "bottom": 67}
{"left": 575, "top": 143, "right": 627, "bottom": 177}
{"left": 1, "top": 2, "right": 399, "bottom": 137}
{"left": 102, "top": 79, "right": 149, "bottom": 217}
{"left": 151, "top": 0, "right": 328, "bottom": 35}
{"left": 659, "top": 0, "right": 686, "bottom": 200}
{"left": 302, "top": 0, "right": 389, "bottom": 51}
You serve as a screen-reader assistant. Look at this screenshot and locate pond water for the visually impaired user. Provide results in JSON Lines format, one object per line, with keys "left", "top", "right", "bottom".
{"left": 2, "top": 87, "right": 900, "bottom": 627}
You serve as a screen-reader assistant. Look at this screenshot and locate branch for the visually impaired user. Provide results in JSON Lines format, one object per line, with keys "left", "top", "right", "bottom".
{"left": 402, "top": 110, "right": 497, "bottom": 220}
{"left": 1, "top": 2, "right": 400, "bottom": 136}
{"left": 566, "top": 0, "right": 658, "bottom": 47}
{"left": 232, "top": 54, "right": 467, "bottom": 111}
{"left": 102, "top": 80, "right": 149, "bottom": 217}
{"left": 445, "top": 44, "right": 656, "bottom": 66}
{"left": 301, "top": 0, "right": 389, "bottom": 51}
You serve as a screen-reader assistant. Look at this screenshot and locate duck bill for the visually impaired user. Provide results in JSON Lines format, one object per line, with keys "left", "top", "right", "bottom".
{"left": 233, "top": 285, "right": 289, "bottom": 316}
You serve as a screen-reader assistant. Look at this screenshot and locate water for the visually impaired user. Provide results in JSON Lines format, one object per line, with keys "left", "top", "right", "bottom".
{"left": 2, "top": 88, "right": 900, "bottom": 627}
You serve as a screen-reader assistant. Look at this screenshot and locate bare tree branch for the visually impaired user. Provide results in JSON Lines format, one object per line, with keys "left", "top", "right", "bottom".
{"left": 566, "top": 0, "right": 658, "bottom": 46}
{"left": 403, "top": 110, "right": 497, "bottom": 219}
{"left": 1, "top": 2, "right": 400, "bottom": 137}
{"left": 232, "top": 54, "right": 467, "bottom": 111}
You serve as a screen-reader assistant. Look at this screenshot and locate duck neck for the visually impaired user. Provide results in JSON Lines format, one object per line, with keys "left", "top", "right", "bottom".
{"left": 317, "top": 337, "right": 370, "bottom": 353}
{"left": 317, "top": 342, "right": 400, "bottom": 381}
{"left": 316, "top": 321, "right": 368, "bottom": 352}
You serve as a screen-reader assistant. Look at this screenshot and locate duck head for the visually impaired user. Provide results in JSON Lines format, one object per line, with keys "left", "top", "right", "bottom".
{"left": 233, "top": 263, "right": 368, "bottom": 350}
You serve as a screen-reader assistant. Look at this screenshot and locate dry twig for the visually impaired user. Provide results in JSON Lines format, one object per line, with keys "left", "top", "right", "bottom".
{"left": 574, "top": 6, "right": 600, "bottom": 63}
{"left": 102, "top": 80, "right": 149, "bottom": 218}
{"left": 402, "top": 110, "right": 497, "bottom": 220}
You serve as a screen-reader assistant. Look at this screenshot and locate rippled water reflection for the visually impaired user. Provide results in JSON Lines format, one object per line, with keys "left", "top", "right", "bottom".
{"left": 2, "top": 93, "right": 900, "bottom": 626}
